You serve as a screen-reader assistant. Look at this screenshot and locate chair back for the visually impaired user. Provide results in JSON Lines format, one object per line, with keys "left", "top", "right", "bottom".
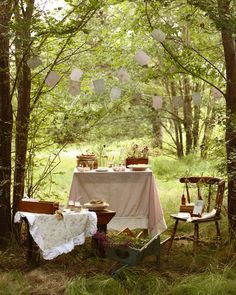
{"left": 179, "top": 177, "right": 225, "bottom": 216}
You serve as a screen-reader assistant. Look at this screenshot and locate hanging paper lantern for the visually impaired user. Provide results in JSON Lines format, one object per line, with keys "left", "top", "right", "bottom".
{"left": 151, "top": 29, "right": 166, "bottom": 42}
{"left": 70, "top": 68, "right": 83, "bottom": 82}
{"left": 110, "top": 86, "right": 121, "bottom": 100}
{"left": 173, "top": 96, "right": 183, "bottom": 108}
{"left": 192, "top": 92, "right": 201, "bottom": 106}
{"left": 93, "top": 79, "right": 105, "bottom": 94}
{"left": 117, "top": 68, "right": 130, "bottom": 83}
{"left": 152, "top": 96, "right": 163, "bottom": 109}
{"left": 69, "top": 81, "right": 81, "bottom": 96}
{"left": 211, "top": 87, "right": 222, "bottom": 100}
{"left": 134, "top": 50, "right": 150, "bottom": 66}
{"left": 27, "top": 56, "right": 42, "bottom": 69}
{"left": 45, "top": 71, "right": 60, "bottom": 87}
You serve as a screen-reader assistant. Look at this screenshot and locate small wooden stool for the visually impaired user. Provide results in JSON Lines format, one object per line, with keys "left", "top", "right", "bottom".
{"left": 90, "top": 209, "right": 116, "bottom": 257}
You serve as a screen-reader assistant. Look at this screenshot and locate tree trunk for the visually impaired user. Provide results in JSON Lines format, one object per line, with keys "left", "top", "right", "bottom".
{"left": 200, "top": 97, "right": 215, "bottom": 159}
{"left": 192, "top": 83, "right": 201, "bottom": 149}
{"left": 219, "top": 1, "right": 236, "bottom": 234}
{"left": 183, "top": 76, "right": 193, "bottom": 154}
{"left": 193, "top": 105, "right": 200, "bottom": 149}
{"left": 13, "top": 1, "right": 34, "bottom": 217}
{"left": 170, "top": 81, "right": 184, "bottom": 158}
{"left": 0, "top": 0, "right": 13, "bottom": 242}
{"left": 152, "top": 110, "right": 163, "bottom": 149}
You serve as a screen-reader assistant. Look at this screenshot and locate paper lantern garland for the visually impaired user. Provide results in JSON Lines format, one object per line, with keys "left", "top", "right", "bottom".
{"left": 27, "top": 56, "right": 42, "bottom": 69}
{"left": 173, "top": 96, "right": 183, "bottom": 108}
{"left": 151, "top": 29, "right": 166, "bottom": 42}
{"left": 152, "top": 96, "right": 163, "bottom": 109}
{"left": 70, "top": 68, "right": 83, "bottom": 82}
{"left": 134, "top": 49, "right": 150, "bottom": 66}
{"left": 110, "top": 86, "right": 121, "bottom": 100}
{"left": 45, "top": 71, "right": 61, "bottom": 87}
{"left": 192, "top": 92, "right": 201, "bottom": 106}
{"left": 93, "top": 79, "right": 105, "bottom": 94}
{"left": 40, "top": 26, "right": 223, "bottom": 109}
{"left": 211, "top": 87, "right": 222, "bottom": 100}
{"left": 117, "top": 68, "right": 130, "bottom": 83}
{"left": 69, "top": 81, "right": 81, "bottom": 96}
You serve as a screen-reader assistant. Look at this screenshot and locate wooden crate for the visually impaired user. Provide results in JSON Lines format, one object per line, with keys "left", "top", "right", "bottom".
{"left": 18, "top": 200, "right": 59, "bottom": 214}
{"left": 125, "top": 157, "right": 148, "bottom": 167}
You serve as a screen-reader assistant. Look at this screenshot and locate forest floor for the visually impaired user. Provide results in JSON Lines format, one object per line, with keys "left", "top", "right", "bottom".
{"left": 1, "top": 228, "right": 236, "bottom": 295}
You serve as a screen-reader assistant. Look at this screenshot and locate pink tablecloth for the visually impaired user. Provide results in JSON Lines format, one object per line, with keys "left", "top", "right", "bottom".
{"left": 68, "top": 169, "right": 167, "bottom": 237}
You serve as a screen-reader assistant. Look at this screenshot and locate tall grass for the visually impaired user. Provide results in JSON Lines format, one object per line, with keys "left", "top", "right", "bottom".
{"left": 151, "top": 154, "right": 219, "bottom": 180}
{"left": 65, "top": 274, "right": 127, "bottom": 295}
{"left": 64, "top": 264, "right": 236, "bottom": 295}
{"left": 169, "top": 267, "right": 236, "bottom": 295}
{"left": 0, "top": 272, "right": 29, "bottom": 295}
{"left": 65, "top": 271, "right": 167, "bottom": 295}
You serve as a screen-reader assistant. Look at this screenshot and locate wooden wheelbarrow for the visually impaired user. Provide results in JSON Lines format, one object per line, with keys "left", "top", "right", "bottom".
{"left": 106, "top": 234, "right": 161, "bottom": 275}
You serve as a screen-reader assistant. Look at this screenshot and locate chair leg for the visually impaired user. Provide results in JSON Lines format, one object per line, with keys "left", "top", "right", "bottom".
{"left": 193, "top": 223, "right": 199, "bottom": 254}
{"left": 166, "top": 219, "right": 179, "bottom": 254}
{"left": 215, "top": 221, "right": 221, "bottom": 244}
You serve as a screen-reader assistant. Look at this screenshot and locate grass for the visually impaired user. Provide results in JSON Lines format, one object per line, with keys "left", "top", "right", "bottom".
{"left": 0, "top": 271, "right": 29, "bottom": 295}
{"left": 1, "top": 243, "right": 236, "bottom": 294}
{"left": 1, "top": 146, "right": 232, "bottom": 294}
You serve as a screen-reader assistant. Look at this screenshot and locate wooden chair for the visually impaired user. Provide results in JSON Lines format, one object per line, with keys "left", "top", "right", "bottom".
{"left": 166, "top": 176, "right": 225, "bottom": 254}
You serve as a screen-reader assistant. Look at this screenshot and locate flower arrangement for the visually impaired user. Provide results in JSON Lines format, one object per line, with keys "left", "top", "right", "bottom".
{"left": 125, "top": 144, "right": 149, "bottom": 167}
{"left": 93, "top": 231, "right": 149, "bottom": 249}
{"left": 127, "top": 144, "right": 149, "bottom": 159}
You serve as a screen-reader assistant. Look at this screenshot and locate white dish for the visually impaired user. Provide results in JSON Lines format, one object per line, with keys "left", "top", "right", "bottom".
{"left": 95, "top": 168, "right": 109, "bottom": 172}
{"left": 127, "top": 164, "right": 150, "bottom": 171}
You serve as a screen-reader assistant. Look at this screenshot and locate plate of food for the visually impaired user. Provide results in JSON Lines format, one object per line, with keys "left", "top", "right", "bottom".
{"left": 112, "top": 166, "right": 126, "bottom": 172}
{"left": 127, "top": 164, "right": 150, "bottom": 171}
{"left": 84, "top": 200, "right": 109, "bottom": 211}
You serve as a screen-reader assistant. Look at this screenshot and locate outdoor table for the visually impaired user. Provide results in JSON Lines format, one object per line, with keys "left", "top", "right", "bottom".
{"left": 14, "top": 209, "right": 97, "bottom": 262}
{"left": 68, "top": 168, "right": 167, "bottom": 237}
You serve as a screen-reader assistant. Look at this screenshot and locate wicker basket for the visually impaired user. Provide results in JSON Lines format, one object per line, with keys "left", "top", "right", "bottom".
{"left": 76, "top": 154, "right": 98, "bottom": 169}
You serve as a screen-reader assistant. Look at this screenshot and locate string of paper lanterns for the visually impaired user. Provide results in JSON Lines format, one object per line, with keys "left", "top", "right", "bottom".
{"left": 28, "top": 28, "right": 223, "bottom": 109}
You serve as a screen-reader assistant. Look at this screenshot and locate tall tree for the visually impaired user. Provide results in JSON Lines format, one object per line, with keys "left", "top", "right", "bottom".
{"left": 182, "top": 76, "right": 193, "bottom": 154}
{"left": 0, "top": 0, "right": 105, "bottom": 241}
{"left": 176, "top": 0, "right": 236, "bottom": 233}
{"left": 216, "top": 0, "right": 236, "bottom": 235}
{"left": 0, "top": 0, "right": 13, "bottom": 242}
{"left": 159, "top": 0, "right": 236, "bottom": 234}
{"left": 13, "top": 0, "right": 34, "bottom": 218}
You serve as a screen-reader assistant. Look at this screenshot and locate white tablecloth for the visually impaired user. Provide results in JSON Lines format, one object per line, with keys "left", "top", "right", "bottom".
{"left": 14, "top": 209, "right": 97, "bottom": 260}
{"left": 69, "top": 169, "right": 167, "bottom": 237}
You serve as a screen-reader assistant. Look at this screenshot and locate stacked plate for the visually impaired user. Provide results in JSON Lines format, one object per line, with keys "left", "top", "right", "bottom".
{"left": 83, "top": 200, "right": 109, "bottom": 211}
{"left": 95, "top": 168, "right": 109, "bottom": 172}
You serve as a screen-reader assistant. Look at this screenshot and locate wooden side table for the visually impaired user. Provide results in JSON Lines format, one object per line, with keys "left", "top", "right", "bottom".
{"left": 90, "top": 209, "right": 116, "bottom": 233}
{"left": 90, "top": 209, "right": 116, "bottom": 257}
